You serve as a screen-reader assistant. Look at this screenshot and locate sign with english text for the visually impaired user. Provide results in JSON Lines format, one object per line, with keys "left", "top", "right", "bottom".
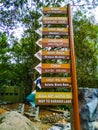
{"left": 36, "top": 92, "right": 72, "bottom": 105}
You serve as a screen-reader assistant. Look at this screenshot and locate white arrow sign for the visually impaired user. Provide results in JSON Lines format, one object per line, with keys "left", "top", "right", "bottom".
{"left": 36, "top": 38, "right": 42, "bottom": 48}
{"left": 35, "top": 27, "right": 42, "bottom": 36}
{"left": 38, "top": 17, "right": 42, "bottom": 26}
{"left": 34, "top": 76, "right": 42, "bottom": 89}
{"left": 38, "top": 16, "right": 42, "bottom": 22}
{"left": 34, "top": 50, "right": 42, "bottom": 61}
{"left": 34, "top": 63, "right": 42, "bottom": 74}
{"left": 37, "top": 9, "right": 43, "bottom": 16}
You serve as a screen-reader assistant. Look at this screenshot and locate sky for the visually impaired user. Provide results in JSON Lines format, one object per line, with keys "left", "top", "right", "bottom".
{"left": 94, "top": 7, "right": 98, "bottom": 23}
{"left": 1, "top": 1, "right": 97, "bottom": 40}
{"left": 15, "top": 5, "right": 98, "bottom": 39}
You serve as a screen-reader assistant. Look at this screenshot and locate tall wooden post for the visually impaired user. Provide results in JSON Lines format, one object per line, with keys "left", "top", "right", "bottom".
{"left": 68, "top": 4, "right": 81, "bottom": 130}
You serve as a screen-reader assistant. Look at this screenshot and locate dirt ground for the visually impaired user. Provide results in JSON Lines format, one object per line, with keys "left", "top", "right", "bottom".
{"left": 0, "top": 103, "right": 56, "bottom": 130}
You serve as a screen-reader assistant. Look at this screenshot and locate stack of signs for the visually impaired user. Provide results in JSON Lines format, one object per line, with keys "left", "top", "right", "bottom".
{"left": 35, "top": 7, "right": 72, "bottom": 105}
{"left": 34, "top": 6, "right": 81, "bottom": 130}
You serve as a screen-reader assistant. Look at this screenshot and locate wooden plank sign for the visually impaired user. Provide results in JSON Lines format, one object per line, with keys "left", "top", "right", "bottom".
{"left": 42, "top": 38, "right": 69, "bottom": 48}
{"left": 43, "top": 7, "right": 67, "bottom": 14}
{"left": 42, "top": 63, "right": 70, "bottom": 73}
{"left": 42, "top": 77, "right": 71, "bottom": 88}
{"left": 36, "top": 92, "right": 72, "bottom": 105}
{"left": 42, "top": 17, "right": 68, "bottom": 24}
{"left": 42, "top": 28, "right": 68, "bottom": 36}
{"left": 42, "top": 50, "right": 70, "bottom": 59}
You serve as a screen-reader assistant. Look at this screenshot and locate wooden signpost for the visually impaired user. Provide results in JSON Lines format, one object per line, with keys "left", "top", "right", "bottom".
{"left": 35, "top": 4, "right": 80, "bottom": 130}
{"left": 68, "top": 4, "right": 80, "bottom": 130}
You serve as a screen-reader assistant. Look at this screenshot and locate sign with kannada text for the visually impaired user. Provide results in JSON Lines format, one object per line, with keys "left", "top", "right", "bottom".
{"left": 42, "top": 63, "right": 70, "bottom": 73}
{"left": 42, "top": 77, "right": 71, "bottom": 88}
{"left": 42, "top": 17, "right": 68, "bottom": 24}
{"left": 43, "top": 7, "right": 67, "bottom": 14}
{"left": 42, "top": 28, "right": 68, "bottom": 35}
{"left": 36, "top": 92, "right": 72, "bottom": 105}
{"left": 41, "top": 38, "right": 69, "bottom": 48}
{"left": 42, "top": 50, "right": 70, "bottom": 59}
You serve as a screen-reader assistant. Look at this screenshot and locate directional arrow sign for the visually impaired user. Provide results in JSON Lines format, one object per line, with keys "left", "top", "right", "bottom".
{"left": 36, "top": 92, "right": 72, "bottom": 105}
{"left": 42, "top": 28, "right": 68, "bottom": 36}
{"left": 37, "top": 16, "right": 42, "bottom": 25}
{"left": 34, "top": 76, "right": 41, "bottom": 89}
{"left": 34, "top": 50, "right": 42, "bottom": 61}
{"left": 37, "top": 38, "right": 69, "bottom": 48}
{"left": 42, "top": 50, "right": 70, "bottom": 59}
{"left": 34, "top": 63, "right": 42, "bottom": 74}
{"left": 42, "top": 77, "right": 71, "bottom": 88}
{"left": 37, "top": 9, "right": 43, "bottom": 16}
{"left": 35, "top": 27, "right": 42, "bottom": 36}
{"left": 42, "top": 17, "right": 68, "bottom": 24}
{"left": 36, "top": 38, "right": 42, "bottom": 48}
{"left": 35, "top": 28, "right": 68, "bottom": 36}
{"left": 43, "top": 7, "right": 67, "bottom": 14}
{"left": 38, "top": 16, "right": 42, "bottom": 23}
{"left": 42, "top": 63, "right": 70, "bottom": 73}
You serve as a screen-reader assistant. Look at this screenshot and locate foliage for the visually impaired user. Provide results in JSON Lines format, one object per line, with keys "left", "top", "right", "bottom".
{"left": 73, "top": 11, "right": 98, "bottom": 87}
{"left": 0, "top": 32, "right": 11, "bottom": 86}
{"left": 0, "top": 0, "right": 98, "bottom": 94}
{"left": 0, "top": 0, "right": 28, "bottom": 35}
{"left": 0, "top": 0, "right": 98, "bottom": 34}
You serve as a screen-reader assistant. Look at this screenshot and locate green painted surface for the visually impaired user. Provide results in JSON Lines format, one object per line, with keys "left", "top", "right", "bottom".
{"left": 0, "top": 86, "right": 25, "bottom": 103}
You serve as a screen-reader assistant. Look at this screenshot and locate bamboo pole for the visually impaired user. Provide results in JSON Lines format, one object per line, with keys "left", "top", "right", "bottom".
{"left": 68, "top": 4, "right": 81, "bottom": 130}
